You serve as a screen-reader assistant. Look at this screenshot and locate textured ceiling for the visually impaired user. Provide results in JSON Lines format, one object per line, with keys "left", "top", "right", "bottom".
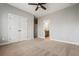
{"left": 8, "top": 3, "right": 76, "bottom": 18}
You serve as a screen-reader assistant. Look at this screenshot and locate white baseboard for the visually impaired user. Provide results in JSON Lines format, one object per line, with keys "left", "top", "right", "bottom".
{"left": 1, "top": 38, "right": 79, "bottom": 46}
{"left": 0, "top": 38, "right": 33, "bottom": 46}
{"left": 39, "top": 37, "right": 79, "bottom": 46}
{"left": 54, "top": 39, "right": 79, "bottom": 46}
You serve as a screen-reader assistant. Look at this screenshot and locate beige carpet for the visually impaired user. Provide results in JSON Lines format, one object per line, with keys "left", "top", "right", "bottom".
{"left": 0, "top": 38, "right": 79, "bottom": 56}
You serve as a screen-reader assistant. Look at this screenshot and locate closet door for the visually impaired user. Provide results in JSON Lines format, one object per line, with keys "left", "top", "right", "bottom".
{"left": 20, "top": 17, "right": 27, "bottom": 40}
{"left": 8, "top": 13, "right": 20, "bottom": 41}
{"left": 8, "top": 13, "right": 27, "bottom": 42}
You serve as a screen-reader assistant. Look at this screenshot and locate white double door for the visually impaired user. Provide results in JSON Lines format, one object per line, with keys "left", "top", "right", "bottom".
{"left": 8, "top": 13, "right": 27, "bottom": 41}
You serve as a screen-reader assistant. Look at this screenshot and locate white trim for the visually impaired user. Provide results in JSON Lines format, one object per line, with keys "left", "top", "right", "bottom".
{"left": 41, "top": 37, "right": 79, "bottom": 46}
{"left": 0, "top": 39, "right": 33, "bottom": 46}
{"left": 1, "top": 38, "right": 79, "bottom": 46}
{"left": 53, "top": 39, "right": 79, "bottom": 46}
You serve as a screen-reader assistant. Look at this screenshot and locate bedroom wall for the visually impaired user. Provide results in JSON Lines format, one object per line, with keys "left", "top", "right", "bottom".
{"left": 0, "top": 3, "right": 34, "bottom": 45}
{"left": 38, "top": 4, "right": 79, "bottom": 44}
{"left": 0, "top": 9, "right": 2, "bottom": 42}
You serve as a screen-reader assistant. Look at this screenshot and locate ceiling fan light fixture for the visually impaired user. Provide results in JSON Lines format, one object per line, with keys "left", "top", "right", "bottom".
{"left": 28, "top": 3, "right": 47, "bottom": 11}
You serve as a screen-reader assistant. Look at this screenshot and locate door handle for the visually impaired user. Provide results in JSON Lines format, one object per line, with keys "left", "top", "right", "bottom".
{"left": 18, "top": 30, "right": 22, "bottom": 32}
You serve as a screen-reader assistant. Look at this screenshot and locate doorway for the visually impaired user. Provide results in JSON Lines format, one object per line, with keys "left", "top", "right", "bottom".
{"left": 43, "top": 20, "right": 50, "bottom": 39}
{"left": 34, "top": 16, "right": 38, "bottom": 38}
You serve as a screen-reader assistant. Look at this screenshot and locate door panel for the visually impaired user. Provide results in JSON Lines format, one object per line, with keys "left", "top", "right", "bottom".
{"left": 20, "top": 17, "right": 27, "bottom": 40}
{"left": 8, "top": 13, "right": 20, "bottom": 41}
{"left": 8, "top": 13, "right": 27, "bottom": 41}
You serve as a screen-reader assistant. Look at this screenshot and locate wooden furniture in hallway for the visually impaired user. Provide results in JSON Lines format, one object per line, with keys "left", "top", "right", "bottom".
{"left": 45, "top": 30, "right": 49, "bottom": 38}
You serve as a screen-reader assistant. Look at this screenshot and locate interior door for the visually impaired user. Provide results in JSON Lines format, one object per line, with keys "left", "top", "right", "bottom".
{"left": 20, "top": 17, "right": 27, "bottom": 40}
{"left": 8, "top": 13, "right": 20, "bottom": 41}
{"left": 8, "top": 13, "right": 27, "bottom": 41}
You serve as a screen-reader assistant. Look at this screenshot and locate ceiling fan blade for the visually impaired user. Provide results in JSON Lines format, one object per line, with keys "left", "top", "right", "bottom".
{"left": 28, "top": 3, "right": 38, "bottom": 5}
{"left": 40, "top": 5, "right": 46, "bottom": 10}
{"left": 39, "top": 3, "right": 46, "bottom": 4}
{"left": 35, "top": 6, "right": 39, "bottom": 11}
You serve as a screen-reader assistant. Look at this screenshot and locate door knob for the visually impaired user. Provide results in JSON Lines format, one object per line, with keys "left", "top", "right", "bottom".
{"left": 18, "top": 30, "right": 21, "bottom": 32}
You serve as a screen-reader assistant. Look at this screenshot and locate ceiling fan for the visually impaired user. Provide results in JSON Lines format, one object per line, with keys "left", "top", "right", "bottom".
{"left": 28, "top": 3, "right": 47, "bottom": 11}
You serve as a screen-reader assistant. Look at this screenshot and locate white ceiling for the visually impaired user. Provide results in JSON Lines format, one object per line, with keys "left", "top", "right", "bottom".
{"left": 8, "top": 3, "right": 76, "bottom": 18}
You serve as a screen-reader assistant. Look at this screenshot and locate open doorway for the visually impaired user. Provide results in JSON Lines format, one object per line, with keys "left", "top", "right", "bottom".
{"left": 43, "top": 20, "right": 50, "bottom": 39}
{"left": 34, "top": 16, "right": 38, "bottom": 38}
